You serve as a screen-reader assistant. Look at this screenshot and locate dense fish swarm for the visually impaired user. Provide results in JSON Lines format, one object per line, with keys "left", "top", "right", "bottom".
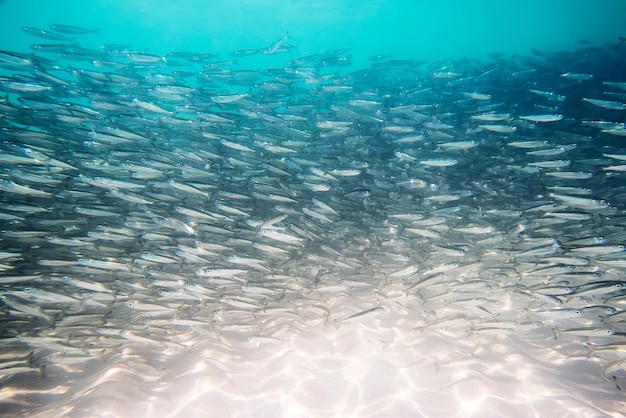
{"left": 1, "top": 28, "right": 626, "bottom": 417}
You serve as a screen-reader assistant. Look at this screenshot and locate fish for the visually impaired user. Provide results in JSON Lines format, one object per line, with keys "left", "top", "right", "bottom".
{"left": 462, "top": 91, "right": 492, "bottom": 100}
{"left": 48, "top": 24, "right": 102, "bottom": 36}
{"left": 583, "top": 98, "right": 626, "bottom": 110}
{"left": 529, "top": 89, "right": 566, "bottom": 101}
{"left": 261, "top": 33, "right": 291, "bottom": 55}
{"left": 420, "top": 158, "right": 458, "bottom": 167}
{"left": 519, "top": 114, "right": 564, "bottom": 122}
{"left": 337, "top": 306, "right": 384, "bottom": 326}
{"left": 553, "top": 327, "right": 615, "bottom": 339}
{"left": 0, "top": 23, "right": 625, "bottom": 418}
{"left": 479, "top": 124, "right": 517, "bottom": 133}
{"left": 21, "top": 26, "right": 75, "bottom": 41}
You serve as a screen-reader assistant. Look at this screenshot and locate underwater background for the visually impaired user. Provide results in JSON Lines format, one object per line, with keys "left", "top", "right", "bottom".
{"left": 2, "top": 1, "right": 626, "bottom": 417}
{"left": 2, "top": 0, "right": 626, "bottom": 66}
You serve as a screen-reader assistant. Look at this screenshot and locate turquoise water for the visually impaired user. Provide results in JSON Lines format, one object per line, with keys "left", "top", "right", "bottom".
{"left": 1, "top": 0, "right": 625, "bottom": 68}
{"left": 2, "top": 2, "right": 626, "bottom": 417}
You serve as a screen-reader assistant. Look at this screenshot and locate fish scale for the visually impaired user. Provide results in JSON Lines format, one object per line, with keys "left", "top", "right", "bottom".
{"left": 0, "top": 22, "right": 625, "bottom": 418}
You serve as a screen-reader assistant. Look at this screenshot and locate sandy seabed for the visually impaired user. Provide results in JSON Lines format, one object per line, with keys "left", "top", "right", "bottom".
{"left": 14, "top": 286, "right": 623, "bottom": 418}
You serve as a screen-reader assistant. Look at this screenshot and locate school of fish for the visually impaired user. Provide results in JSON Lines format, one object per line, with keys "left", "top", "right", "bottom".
{"left": 0, "top": 26, "right": 626, "bottom": 417}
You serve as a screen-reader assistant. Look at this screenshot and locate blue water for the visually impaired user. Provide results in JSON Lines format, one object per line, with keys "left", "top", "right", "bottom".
{"left": 1, "top": 0, "right": 625, "bottom": 69}
{"left": 2, "top": 2, "right": 626, "bottom": 417}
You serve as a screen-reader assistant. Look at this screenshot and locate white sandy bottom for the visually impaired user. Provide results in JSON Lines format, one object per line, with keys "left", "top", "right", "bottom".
{"left": 29, "top": 303, "right": 624, "bottom": 418}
